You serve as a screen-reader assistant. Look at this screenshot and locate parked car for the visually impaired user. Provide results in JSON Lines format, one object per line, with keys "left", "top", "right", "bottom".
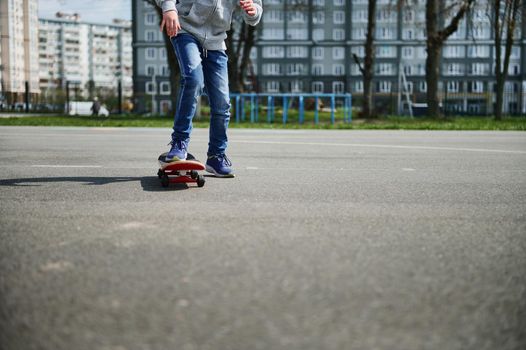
{"left": 67, "top": 101, "right": 109, "bottom": 117}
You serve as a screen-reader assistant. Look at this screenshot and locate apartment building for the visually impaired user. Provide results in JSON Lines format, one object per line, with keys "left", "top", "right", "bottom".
{"left": 38, "top": 15, "right": 133, "bottom": 98}
{"left": 0, "top": 0, "right": 40, "bottom": 103}
{"left": 255, "top": 0, "right": 526, "bottom": 114}
{"left": 132, "top": 0, "right": 172, "bottom": 114}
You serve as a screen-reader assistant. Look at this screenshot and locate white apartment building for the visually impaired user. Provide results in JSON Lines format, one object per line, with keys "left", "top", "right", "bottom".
{"left": 39, "top": 15, "right": 133, "bottom": 98}
{"left": 0, "top": 0, "right": 40, "bottom": 103}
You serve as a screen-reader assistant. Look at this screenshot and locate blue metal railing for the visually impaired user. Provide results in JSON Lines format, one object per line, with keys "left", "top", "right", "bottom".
{"left": 229, "top": 93, "right": 352, "bottom": 124}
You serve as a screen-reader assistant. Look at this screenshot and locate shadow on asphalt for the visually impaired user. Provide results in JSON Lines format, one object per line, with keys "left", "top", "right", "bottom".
{"left": 0, "top": 176, "right": 190, "bottom": 192}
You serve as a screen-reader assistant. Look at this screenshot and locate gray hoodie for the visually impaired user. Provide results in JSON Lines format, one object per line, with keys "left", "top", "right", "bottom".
{"left": 156, "top": 0, "right": 263, "bottom": 50}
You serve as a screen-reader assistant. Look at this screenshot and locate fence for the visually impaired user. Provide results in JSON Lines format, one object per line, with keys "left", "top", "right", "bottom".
{"left": 0, "top": 82, "right": 133, "bottom": 114}
{"left": 228, "top": 93, "right": 353, "bottom": 124}
{"left": 352, "top": 91, "right": 526, "bottom": 117}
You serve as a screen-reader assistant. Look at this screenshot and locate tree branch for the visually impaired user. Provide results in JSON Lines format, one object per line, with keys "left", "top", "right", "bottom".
{"left": 352, "top": 54, "right": 365, "bottom": 75}
{"left": 438, "top": 0, "right": 475, "bottom": 41}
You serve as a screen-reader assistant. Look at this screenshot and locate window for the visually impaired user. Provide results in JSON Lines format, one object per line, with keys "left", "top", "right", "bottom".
{"left": 263, "top": 46, "right": 284, "bottom": 58}
{"left": 402, "top": 28, "right": 413, "bottom": 40}
{"left": 443, "top": 46, "right": 464, "bottom": 58}
{"left": 313, "top": 11, "right": 325, "bottom": 24}
{"left": 145, "top": 81, "right": 156, "bottom": 94}
{"left": 353, "top": 10, "right": 367, "bottom": 22}
{"left": 266, "top": 81, "right": 280, "bottom": 92}
{"left": 472, "top": 25, "right": 489, "bottom": 39}
{"left": 145, "top": 30, "right": 156, "bottom": 41}
{"left": 334, "top": 11, "right": 345, "bottom": 24}
{"left": 417, "top": 47, "right": 427, "bottom": 59}
{"left": 470, "top": 63, "right": 489, "bottom": 76}
{"left": 354, "top": 81, "right": 364, "bottom": 93}
{"left": 333, "top": 81, "right": 344, "bottom": 93}
{"left": 376, "top": 63, "right": 395, "bottom": 76}
{"left": 290, "top": 80, "right": 303, "bottom": 92}
{"left": 145, "top": 48, "right": 156, "bottom": 60}
{"left": 378, "top": 26, "right": 395, "bottom": 39}
{"left": 312, "top": 81, "right": 324, "bottom": 93}
{"left": 447, "top": 81, "right": 459, "bottom": 93}
{"left": 404, "top": 10, "right": 414, "bottom": 22}
{"left": 468, "top": 45, "right": 490, "bottom": 58}
{"left": 333, "top": 29, "right": 345, "bottom": 41}
{"left": 351, "top": 46, "right": 365, "bottom": 58}
{"left": 145, "top": 13, "right": 157, "bottom": 25}
{"left": 264, "top": 10, "right": 284, "bottom": 23}
{"left": 313, "top": 29, "right": 325, "bottom": 41}
{"left": 288, "top": 11, "right": 307, "bottom": 23}
{"left": 312, "top": 47, "right": 324, "bottom": 60}
{"left": 509, "top": 64, "right": 520, "bottom": 75}
{"left": 332, "top": 47, "right": 345, "bottom": 60}
{"left": 145, "top": 65, "right": 156, "bottom": 76}
{"left": 403, "top": 82, "right": 414, "bottom": 93}
{"left": 333, "top": 64, "right": 344, "bottom": 76}
{"left": 263, "top": 64, "right": 282, "bottom": 75}
{"left": 312, "top": 64, "right": 324, "bottom": 75}
{"left": 377, "top": 81, "right": 392, "bottom": 93}
{"left": 333, "top": 0, "right": 344, "bottom": 5}
{"left": 470, "top": 81, "right": 484, "bottom": 93}
{"left": 250, "top": 48, "right": 258, "bottom": 59}
{"left": 160, "top": 81, "right": 171, "bottom": 95}
{"left": 402, "top": 47, "right": 414, "bottom": 59}
{"left": 287, "top": 46, "right": 308, "bottom": 58}
{"left": 161, "top": 65, "right": 170, "bottom": 76}
{"left": 287, "top": 63, "right": 305, "bottom": 76}
{"left": 287, "top": 29, "right": 308, "bottom": 40}
{"left": 262, "top": 28, "right": 284, "bottom": 40}
{"left": 353, "top": 27, "right": 366, "bottom": 40}
{"left": 445, "top": 63, "right": 464, "bottom": 76}
{"left": 420, "top": 81, "right": 427, "bottom": 92}
{"left": 376, "top": 46, "right": 396, "bottom": 58}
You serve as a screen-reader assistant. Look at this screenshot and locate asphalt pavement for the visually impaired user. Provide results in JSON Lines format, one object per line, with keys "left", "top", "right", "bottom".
{"left": 1, "top": 126, "right": 525, "bottom": 350}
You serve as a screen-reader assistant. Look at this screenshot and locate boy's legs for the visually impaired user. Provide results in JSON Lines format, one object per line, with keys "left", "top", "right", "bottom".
{"left": 167, "top": 34, "right": 204, "bottom": 160}
{"left": 201, "top": 50, "right": 234, "bottom": 176}
{"left": 202, "top": 50, "right": 230, "bottom": 157}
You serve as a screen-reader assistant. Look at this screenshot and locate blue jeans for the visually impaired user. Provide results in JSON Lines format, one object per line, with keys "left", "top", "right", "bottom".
{"left": 170, "top": 33, "right": 231, "bottom": 156}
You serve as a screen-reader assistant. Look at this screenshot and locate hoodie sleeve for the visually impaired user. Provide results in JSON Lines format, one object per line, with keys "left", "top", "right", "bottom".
{"left": 242, "top": 0, "right": 263, "bottom": 26}
{"left": 156, "top": 0, "right": 177, "bottom": 13}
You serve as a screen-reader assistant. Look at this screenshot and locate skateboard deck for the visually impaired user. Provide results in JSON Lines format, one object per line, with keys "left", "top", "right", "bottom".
{"left": 157, "top": 152, "right": 206, "bottom": 188}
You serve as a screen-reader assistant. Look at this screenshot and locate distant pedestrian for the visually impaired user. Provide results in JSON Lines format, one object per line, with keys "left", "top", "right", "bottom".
{"left": 91, "top": 97, "right": 101, "bottom": 116}
{"left": 156, "top": 0, "right": 263, "bottom": 177}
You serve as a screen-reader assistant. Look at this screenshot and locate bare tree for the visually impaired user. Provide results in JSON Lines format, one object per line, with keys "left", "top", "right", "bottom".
{"left": 425, "top": 0, "right": 474, "bottom": 118}
{"left": 226, "top": 12, "right": 257, "bottom": 93}
{"left": 353, "top": 0, "right": 377, "bottom": 118}
{"left": 493, "top": 0, "right": 522, "bottom": 120}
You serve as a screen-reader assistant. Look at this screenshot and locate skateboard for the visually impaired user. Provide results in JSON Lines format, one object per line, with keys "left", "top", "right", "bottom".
{"left": 157, "top": 152, "right": 206, "bottom": 188}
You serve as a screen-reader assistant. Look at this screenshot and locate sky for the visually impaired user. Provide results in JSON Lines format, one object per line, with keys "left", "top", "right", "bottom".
{"left": 39, "top": 0, "right": 132, "bottom": 24}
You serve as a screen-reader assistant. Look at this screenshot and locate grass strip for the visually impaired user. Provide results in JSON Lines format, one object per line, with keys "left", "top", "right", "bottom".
{"left": 0, "top": 114, "right": 525, "bottom": 131}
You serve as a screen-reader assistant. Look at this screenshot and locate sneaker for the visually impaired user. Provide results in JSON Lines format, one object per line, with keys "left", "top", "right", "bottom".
{"left": 166, "top": 139, "right": 188, "bottom": 162}
{"left": 206, "top": 154, "right": 235, "bottom": 177}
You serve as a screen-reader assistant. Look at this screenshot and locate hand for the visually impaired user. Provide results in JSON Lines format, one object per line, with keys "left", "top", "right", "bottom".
{"left": 240, "top": 0, "right": 256, "bottom": 16}
{"left": 160, "top": 10, "right": 181, "bottom": 37}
